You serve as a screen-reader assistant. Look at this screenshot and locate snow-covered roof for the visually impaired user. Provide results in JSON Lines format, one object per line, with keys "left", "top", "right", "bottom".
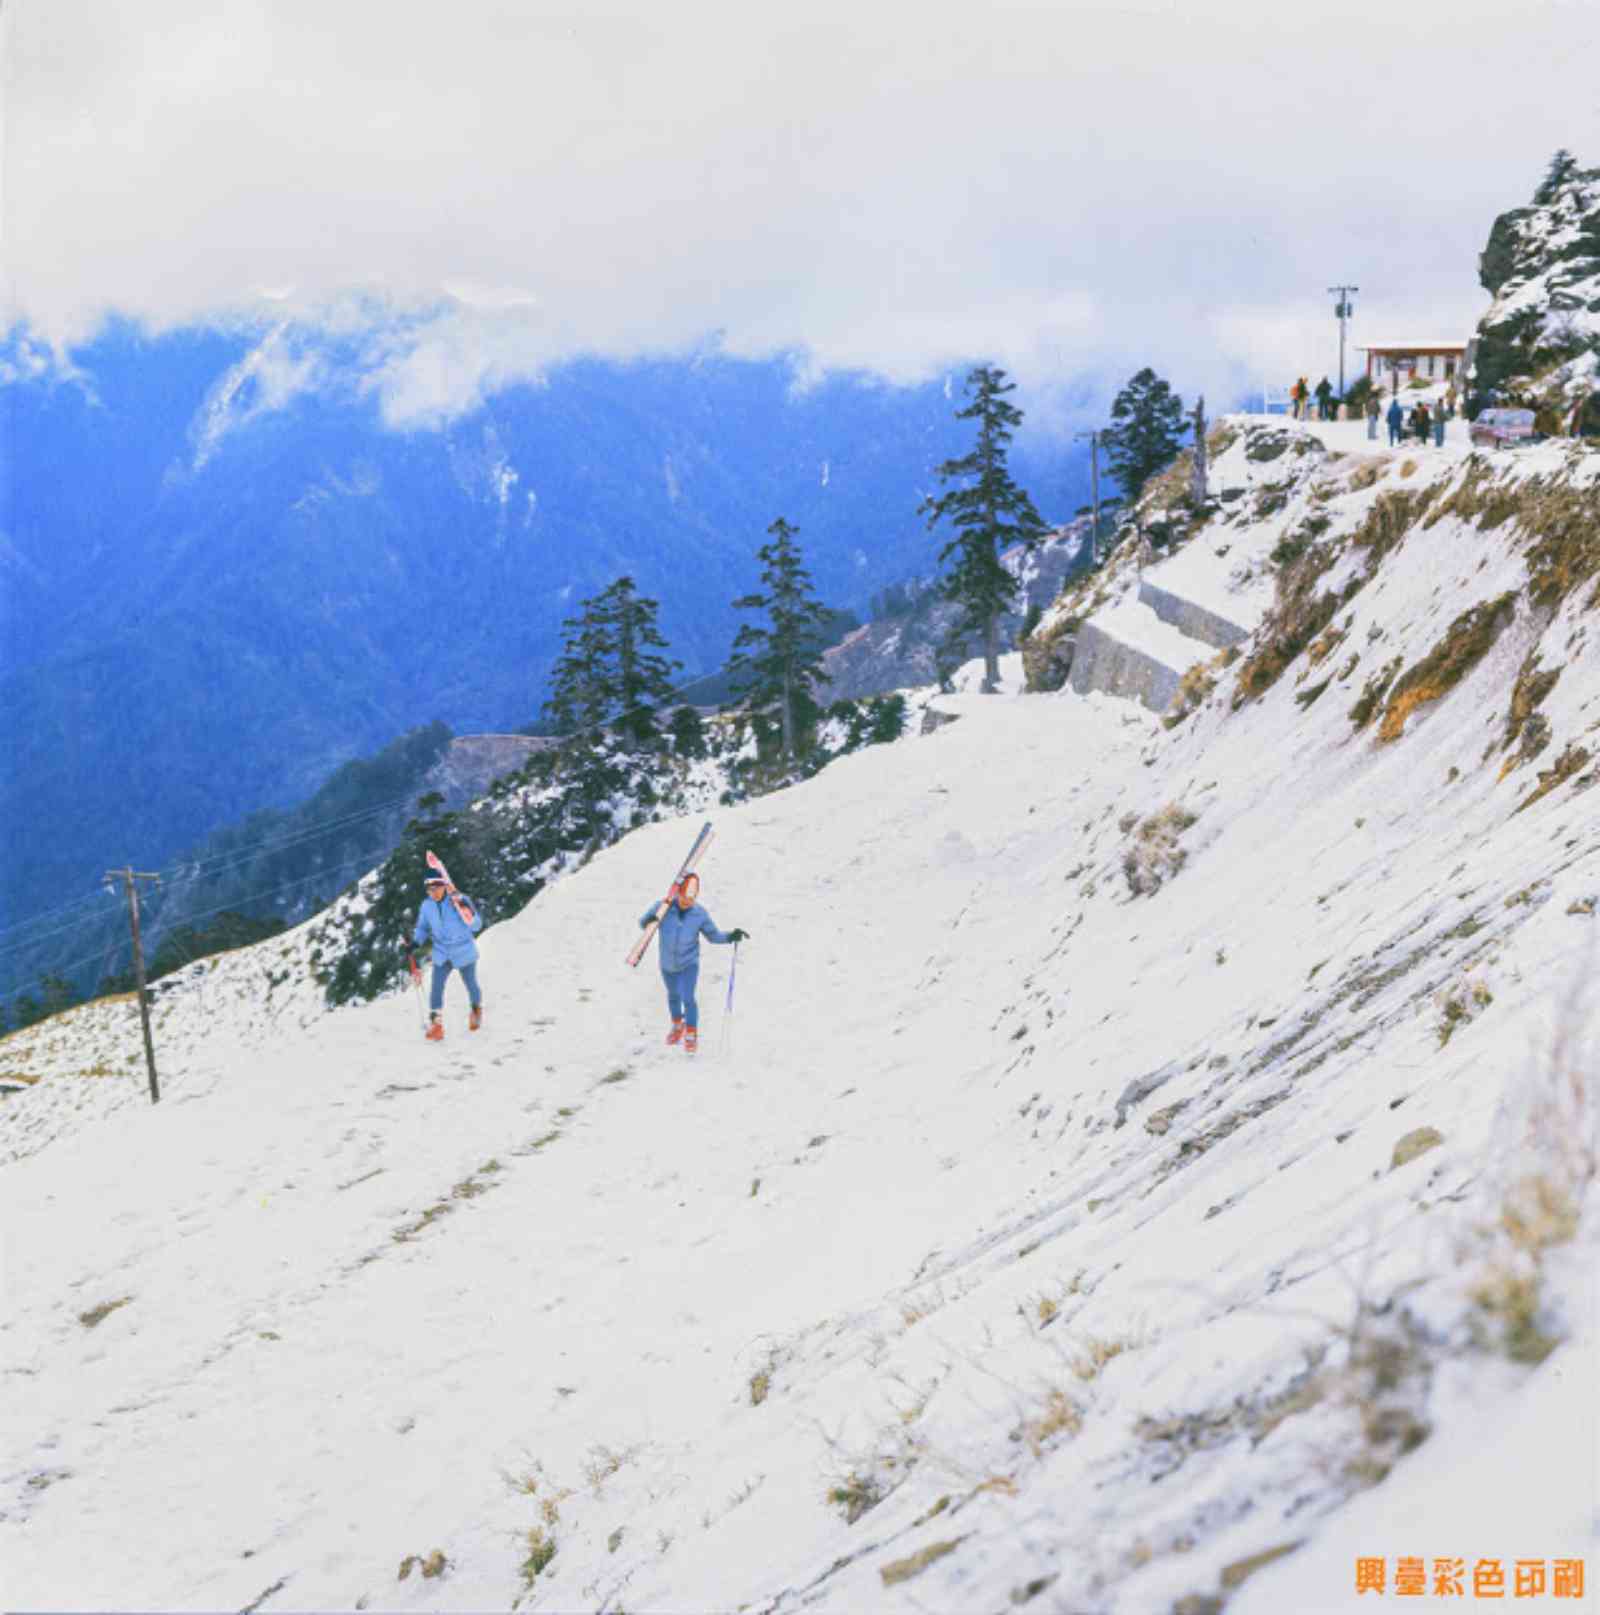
{"left": 1357, "top": 340, "right": 1468, "bottom": 352}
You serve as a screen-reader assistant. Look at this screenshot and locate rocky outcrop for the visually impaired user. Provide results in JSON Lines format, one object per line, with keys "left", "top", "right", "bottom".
{"left": 1021, "top": 618, "right": 1076, "bottom": 692}
{"left": 422, "top": 734, "right": 554, "bottom": 811}
{"left": 1474, "top": 155, "right": 1600, "bottom": 429}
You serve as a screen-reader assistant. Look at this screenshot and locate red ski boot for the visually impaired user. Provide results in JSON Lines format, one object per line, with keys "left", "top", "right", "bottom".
{"left": 425, "top": 1015, "right": 444, "bottom": 1042}
{"left": 469, "top": 1002, "right": 483, "bottom": 1031}
{"left": 684, "top": 1024, "right": 698, "bottom": 1054}
{"left": 665, "top": 1018, "right": 686, "bottom": 1045}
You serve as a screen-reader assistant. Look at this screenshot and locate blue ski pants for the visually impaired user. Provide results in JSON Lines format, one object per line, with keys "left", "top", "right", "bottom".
{"left": 430, "top": 959, "right": 482, "bottom": 1013}
{"left": 661, "top": 962, "right": 700, "bottom": 1028}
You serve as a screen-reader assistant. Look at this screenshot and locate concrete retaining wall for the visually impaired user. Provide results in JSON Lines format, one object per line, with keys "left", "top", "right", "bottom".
{"left": 1137, "top": 580, "right": 1250, "bottom": 650}
{"left": 1068, "top": 621, "right": 1185, "bottom": 714}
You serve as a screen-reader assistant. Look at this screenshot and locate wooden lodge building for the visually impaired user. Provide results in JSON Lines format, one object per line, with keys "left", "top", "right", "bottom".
{"left": 1358, "top": 340, "right": 1469, "bottom": 386}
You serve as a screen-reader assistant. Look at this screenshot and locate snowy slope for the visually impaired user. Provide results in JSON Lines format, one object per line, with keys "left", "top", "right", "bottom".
{"left": 3, "top": 435, "right": 1598, "bottom": 1614}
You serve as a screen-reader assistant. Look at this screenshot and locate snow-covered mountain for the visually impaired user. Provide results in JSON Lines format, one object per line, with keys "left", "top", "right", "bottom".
{"left": 3, "top": 415, "right": 1596, "bottom": 1612}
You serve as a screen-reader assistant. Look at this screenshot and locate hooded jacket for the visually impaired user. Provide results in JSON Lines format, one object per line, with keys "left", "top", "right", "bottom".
{"left": 643, "top": 899, "right": 734, "bottom": 974}
{"left": 414, "top": 894, "right": 483, "bottom": 967}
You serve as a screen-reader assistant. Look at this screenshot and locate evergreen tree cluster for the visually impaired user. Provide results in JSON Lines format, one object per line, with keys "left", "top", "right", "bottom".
{"left": 543, "top": 576, "right": 682, "bottom": 746}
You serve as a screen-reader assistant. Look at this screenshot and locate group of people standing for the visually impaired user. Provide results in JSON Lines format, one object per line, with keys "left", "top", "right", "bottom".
{"left": 1289, "top": 376, "right": 1340, "bottom": 421}
{"left": 1379, "top": 395, "right": 1448, "bottom": 448}
{"left": 409, "top": 866, "right": 746, "bottom": 1055}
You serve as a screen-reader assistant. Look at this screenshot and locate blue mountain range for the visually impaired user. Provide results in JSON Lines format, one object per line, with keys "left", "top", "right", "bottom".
{"left": 1, "top": 318, "right": 1089, "bottom": 948}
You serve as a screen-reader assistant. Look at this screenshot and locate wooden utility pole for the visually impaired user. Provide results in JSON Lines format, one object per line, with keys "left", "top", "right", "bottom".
{"left": 105, "top": 867, "right": 162, "bottom": 1104}
{"left": 1329, "top": 284, "right": 1359, "bottom": 399}
{"left": 1191, "top": 396, "right": 1209, "bottom": 506}
{"left": 1075, "top": 429, "right": 1103, "bottom": 564}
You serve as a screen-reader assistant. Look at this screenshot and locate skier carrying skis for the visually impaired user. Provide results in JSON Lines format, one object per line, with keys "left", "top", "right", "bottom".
{"left": 638, "top": 872, "right": 746, "bottom": 1054}
{"left": 412, "top": 872, "right": 484, "bottom": 1040}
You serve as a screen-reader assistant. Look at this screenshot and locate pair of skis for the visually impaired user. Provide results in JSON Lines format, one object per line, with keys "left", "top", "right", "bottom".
{"left": 626, "top": 820, "right": 714, "bottom": 968}
{"left": 425, "top": 849, "right": 477, "bottom": 927}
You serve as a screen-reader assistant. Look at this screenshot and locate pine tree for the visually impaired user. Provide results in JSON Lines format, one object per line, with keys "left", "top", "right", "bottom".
{"left": 920, "top": 365, "right": 1049, "bottom": 692}
{"left": 728, "top": 518, "right": 832, "bottom": 763}
{"left": 542, "top": 593, "right": 617, "bottom": 738}
{"left": 668, "top": 704, "right": 707, "bottom": 758}
{"left": 592, "top": 576, "right": 681, "bottom": 748}
{"left": 1102, "top": 368, "right": 1186, "bottom": 504}
{"left": 1534, "top": 148, "right": 1578, "bottom": 205}
{"left": 39, "top": 974, "right": 79, "bottom": 1019}
{"left": 543, "top": 577, "right": 680, "bottom": 747}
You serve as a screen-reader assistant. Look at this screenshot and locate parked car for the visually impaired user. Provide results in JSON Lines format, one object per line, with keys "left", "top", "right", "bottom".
{"left": 1469, "top": 407, "right": 1536, "bottom": 449}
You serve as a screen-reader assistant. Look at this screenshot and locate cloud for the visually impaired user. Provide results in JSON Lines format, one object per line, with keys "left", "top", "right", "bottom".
{"left": 5, "top": 0, "right": 1595, "bottom": 429}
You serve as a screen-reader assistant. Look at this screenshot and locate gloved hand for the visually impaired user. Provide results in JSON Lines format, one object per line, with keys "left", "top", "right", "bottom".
{"left": 726, "top": 927, "right": 749, "bottom": 943}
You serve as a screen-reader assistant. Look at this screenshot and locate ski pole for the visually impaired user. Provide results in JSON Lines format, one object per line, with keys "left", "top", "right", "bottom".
{"left": 721, "top": 941, "right": 739, "bottom": 1059}
{"left": 405, "top": 945, "right": 427, "bottom": 1028}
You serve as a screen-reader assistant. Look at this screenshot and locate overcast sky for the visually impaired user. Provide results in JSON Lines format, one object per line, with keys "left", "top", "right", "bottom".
{"left": 4, "top": 0, "right": 1597, "bottom": 431}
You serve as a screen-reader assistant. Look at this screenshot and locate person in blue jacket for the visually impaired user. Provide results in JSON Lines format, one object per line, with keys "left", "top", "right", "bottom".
{"left": 412, "top": 872, "right": 484, "bottom": 1040}
{"left": 639, "top": 872, "right": 747, "bottom": 1054}
{"left": 1386, "top": 396, "right": 1405, "bottom": 446}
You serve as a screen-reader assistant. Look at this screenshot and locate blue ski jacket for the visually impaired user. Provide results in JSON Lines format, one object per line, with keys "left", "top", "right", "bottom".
{"left": 414, "top": 895, "right": 483, "bottom": 967}
{"left": 642, "top": 900, "right": 734, "bottom": 974}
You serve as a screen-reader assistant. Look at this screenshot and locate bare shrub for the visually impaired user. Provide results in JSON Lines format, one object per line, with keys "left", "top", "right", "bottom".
{"left": 826, "top": 1471, "right": 883, "bottom": 1524}
{"left": 1123, "top": 804, "right": 1200, "bottom": 896}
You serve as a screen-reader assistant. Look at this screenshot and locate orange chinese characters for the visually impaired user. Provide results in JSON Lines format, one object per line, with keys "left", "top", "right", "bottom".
{"left": 1553, "top": 1559, "right": 1586, "bottom": 1599}
{"left": 1434, "top": 1557, "right": 1468, "bottom": 1596}
{"left": 1395, "top": 1556, "right": 1428, "bottom": 1596}
{"left": 1514, "top": 1560, "right": 1547, "bottom": 1598}
{"left": 1475, "top": 1558, "right": 1506, "bottom": 1598}
{"left": 1357, "top": 1557, "right": 1387, "bottom": 1594}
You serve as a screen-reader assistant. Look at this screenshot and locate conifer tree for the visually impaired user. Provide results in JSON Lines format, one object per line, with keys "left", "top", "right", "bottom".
{"left": 542, "top": 577, "right": 680, "bottom": 748}
{"left": 1534, "top": 148, "right": 1578, "bottom": 205}
{"left": 541, "top": 594, "right": 617, "bottom": 738}
{"left": 920, "top": 364, "right": 1049, "bottom": 692}
{"left": 728, "top": 517, "right": 831, "bottom": 762}
{"left": 1102, "top": 367, "right": 1186, "bottom": 503}
{"left": 593, "top": 575, "right": 681, "bottom": 747}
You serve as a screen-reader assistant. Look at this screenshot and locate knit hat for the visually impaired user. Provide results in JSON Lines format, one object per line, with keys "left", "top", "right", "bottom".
{"left": 424, "top": 872, "right": 446, "bottom": 887}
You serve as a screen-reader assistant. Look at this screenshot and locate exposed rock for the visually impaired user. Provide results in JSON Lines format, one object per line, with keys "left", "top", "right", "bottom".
{"left": 1473, "top": 158, "right": 1600, "bottom": 428}
{"left": 1391, "top": 1127, "right": 1444, "bottom": 1170}
{"left": 1021, "top": 618, "right": 1076, "bottom": 692}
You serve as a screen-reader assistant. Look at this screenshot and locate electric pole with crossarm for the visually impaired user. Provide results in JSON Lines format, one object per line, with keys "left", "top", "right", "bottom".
{"left": 1329, "top": 285, "right": 1359, "bottom": 400}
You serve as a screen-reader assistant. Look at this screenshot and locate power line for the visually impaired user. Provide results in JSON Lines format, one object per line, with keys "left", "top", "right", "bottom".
{"left": 0, "top": 884, "right": 117, "bottom": 944}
